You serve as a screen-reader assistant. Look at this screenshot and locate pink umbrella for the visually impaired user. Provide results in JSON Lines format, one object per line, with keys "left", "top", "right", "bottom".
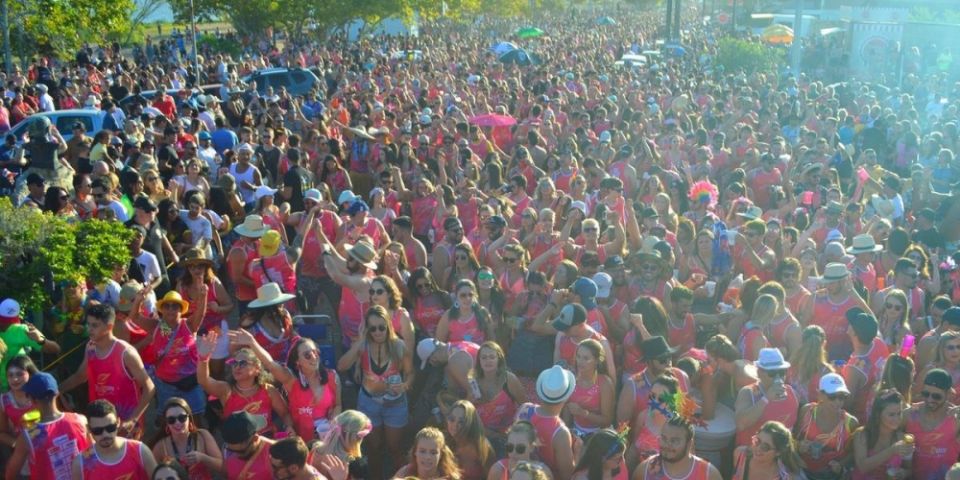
{"left": 469, "top": 114, "right": 517, "bottom": 127}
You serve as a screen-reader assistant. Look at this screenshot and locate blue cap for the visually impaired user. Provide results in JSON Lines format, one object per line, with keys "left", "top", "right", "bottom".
{"left": 944, "top": 307, "right": 960, "bottom": 326}
{"left": 198, "top": 131, "right": 212, "bottom": 141}
{"left": 23, "top": 372, "right": 58, "bottom": 399}
{"left": 346, "top": 200, "right": 370, "bottom": 215}
{"left": 572, "top": 277, "right": 598, "bottom": 310}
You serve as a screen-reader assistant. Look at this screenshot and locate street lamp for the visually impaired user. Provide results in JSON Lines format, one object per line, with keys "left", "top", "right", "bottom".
{"left": 190, "top": 0, "right": 200, "bottom": 85}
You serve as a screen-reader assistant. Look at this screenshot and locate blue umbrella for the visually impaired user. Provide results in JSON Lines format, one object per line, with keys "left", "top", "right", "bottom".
{"left": 491, "top": 41, "right": 518, "bottom": 57}
{"left": 596, "top": 17, "right": 617, "bottom": 26}
{"left": 665, "top": 43, "right": 687, "bottom": 57}
{"left": 499, "top": 48, "right": 541, "bottom": 66}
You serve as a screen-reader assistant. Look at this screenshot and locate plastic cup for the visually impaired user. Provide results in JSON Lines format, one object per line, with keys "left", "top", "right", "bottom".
{"left": 704, "top": 281, "right": 717, "bottom": 296}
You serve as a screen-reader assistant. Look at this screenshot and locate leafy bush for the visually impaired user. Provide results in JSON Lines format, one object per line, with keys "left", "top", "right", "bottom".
{"left": 0, "top": 198, "right": 133, "bottom": 317}
{"left": 715, "top": 37, "right": 785, "bottom": 74}
{"left": 197, "top": 33, "right": 242, "bottom": 57}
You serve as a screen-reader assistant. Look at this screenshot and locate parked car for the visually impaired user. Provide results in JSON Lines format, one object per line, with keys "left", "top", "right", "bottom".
{"left": 118, "top": 84, "right": 224, "bottom": 112}
{"left": 241, "top": 67, "right": 321, "bottom": 97}
{"left": 8, "top": 110, "right": 107, "bottom": 144}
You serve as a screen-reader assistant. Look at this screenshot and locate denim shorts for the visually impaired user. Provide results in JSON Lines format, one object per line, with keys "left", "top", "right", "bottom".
{"left": 153, "top": 373, "right": 206, "bottom": 415}
{"left": 357, "top": 388, "right": 408, "bottom": 428}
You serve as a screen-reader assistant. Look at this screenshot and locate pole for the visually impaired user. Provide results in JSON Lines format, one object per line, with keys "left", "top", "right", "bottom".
{"left": 732, "top": 0, "right": 737, "bottom": 32}
{"left": 665, "top": 0, "right": 673, "bottom": 41}
{"left": 674, "top": 0, "right": 682, "bottom": 42}
{"left": 1, "top": 0, "right": 10, "bottom": 74}
{"left": 190, "top": 0, "right": 200, "bottom": 86}
{"left": 791, "top": 0, "right": 802, "bottom": 77}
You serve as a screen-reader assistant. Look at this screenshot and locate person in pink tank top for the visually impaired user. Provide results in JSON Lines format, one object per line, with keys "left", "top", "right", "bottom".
{"left": 566, "top": 339, "right": 615, "bottom": 437}
{"left": 571, "top": 428, "right": 629, "bottom": 480}
{"left": 851, "top": 389, "right": 912, "bottom": 480}
{"left": 486, "top": 421, "right": 552, "bottom": 480}
{"left": 228, "top": 214, "right": 268, "bottom": 314}
{"left": 805, "top": 263, "right": 870, "bottom": 361}
{"left": 59, "top": 304, "right": 155, "bottom": 440}
{"left": 221, "top": 411, "right": 277, "bottom": 480}
{"left": 514, "top": 365, "right": 577, "bottom": 480}
{"left": 5, "top": 372, "right": 92, "bottom": 480}
{"left": 734, "top": 348, "right": 799, "bottom": 448}
{"left": 731, "top": 421, "right": 806, "bottom": 480}
{"left": 437, "top": 280, "right": 495, "bottom": 345}
{"left": 0, "top": 355, "right": 36, "bottom": 452}
{"left": 71, "top": 399, "right": 157, "bottom": 480}
{"left": 635, "top": 417, "right": 722, "bottom": 480}
{"left": 906, "top": 368, "right": 960, "bottom": 480}
{"left": 324, "top": 240, "right": 378, "bottom": 346}
{"left": 470, "top": 342, "right": 526, "bottom": 443}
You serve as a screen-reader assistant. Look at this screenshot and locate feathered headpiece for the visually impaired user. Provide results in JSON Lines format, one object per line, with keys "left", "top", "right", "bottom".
{"left": 688, "top": 180, "right": 719, "bottom": 208}
{"left": 605, "top": 422, "right": 632, "bottom": 458}
{"left": 648, "top": 390, "right": 707, "bottom": 428}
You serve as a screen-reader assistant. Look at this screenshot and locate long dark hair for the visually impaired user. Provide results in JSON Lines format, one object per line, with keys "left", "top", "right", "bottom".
{"left": 863, "top": 389, "right": 904, "bottom": 451}
{"left": 631, "top": 297, "right": 668, "bottom": 348}
{"left": 286, "top": 337, "right": 329, "bottom": 388}
{"left": 5, "top": 355, "right": 39, "bottom": 376}
{"left": 573, "top": 429, "right": 625, "bottom": 479}
{"left": 447, "top": 279, "right": 490, "bottom": 335}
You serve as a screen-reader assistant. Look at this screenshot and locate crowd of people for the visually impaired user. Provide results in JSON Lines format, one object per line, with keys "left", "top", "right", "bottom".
{"left": 4, "top": 3, "right": 960, "bottom": 480}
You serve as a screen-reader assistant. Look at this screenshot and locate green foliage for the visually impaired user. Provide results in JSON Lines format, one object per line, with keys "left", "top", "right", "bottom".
{"left": 909, "top": 7, "right": 960, "bottom": 25}
{"left": 8, "top": 0, "right": 135, "bottom": 59}
{"left": 197, "top": 33, "right": 242, "bottom": 56}
{"left": 0, "top": 199, "right": 133, "bottom": 316}
{"left": 715, "top": 37, "right": 784, "bottom": 74}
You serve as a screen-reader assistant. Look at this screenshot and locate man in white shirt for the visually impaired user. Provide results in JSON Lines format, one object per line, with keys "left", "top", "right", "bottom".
{"left": 130, "top": 225, "right": 162, "bottom": 290}
{"left": 36, "top": 84, "right": 55, "bottom": 112}
{"left": 179, "top": 193, "right": 214, "bottom": 257}
{"left": 197, "top": 131, "right": 220, "bottom": 180}
{"left": 91, "top": 177, "right": 129, "bottom": 222}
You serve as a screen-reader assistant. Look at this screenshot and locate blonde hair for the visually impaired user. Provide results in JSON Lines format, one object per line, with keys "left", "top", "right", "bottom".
{"left": 364, "top": 305, "right": 404, "bottom": 365}
{"left": 314, "top": 409, "right": 372, "bottom": 456}
{"left": 750, "top": 294, "right": 779, "bottom": 327}
{"left": 407, "top": 427, "right": 461, "bottom": 480}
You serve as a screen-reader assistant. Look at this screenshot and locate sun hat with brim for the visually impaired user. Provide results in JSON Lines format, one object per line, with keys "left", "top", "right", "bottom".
{"left": 180, "top": 247, "right": 215, "bottom": 269}
{"left": 346, "top": 241, "right": 379, "bottom": 270}
{"left": 756, "top": 347, "right": 791, "bottom": 370}
{"left": 819, "top": 373, "right": 850, "bottom": 395}
{"left": 847, "top": 234, "right": 883, "bottom": 255}
{"left": 801, "top": 163, "right": 823, "bottom": 176}
{"left": 536, "top": 365, "right": 576, "bottom": 404}
{"left": 259, "top": 230, "right": 282, "bottom": 257}
{"left": 820, "top": 262, "right": 850, "bottom": 284}
{"left": 639, "top": 336, "right": 678, "bottom": 361}
{"left": 157, "top": 291, "right": 189, "bottom": 314}
{"left": 736, "top": 205, "right": 764, "bottom": 220}
{"left": 235, "top": 215, "right": 269, "bottom": 238}
{"left": 248, "top": 282, "right": 296, "bottom": 309}
{"left": 338, "top": 190, "right": 359, "bottom": 206}
{"left": 346, "top": 126, "right": 375, "bottom": 141}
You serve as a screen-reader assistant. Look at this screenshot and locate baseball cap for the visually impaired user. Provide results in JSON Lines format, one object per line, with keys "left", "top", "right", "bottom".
{"left": 23, "top": 372, "right": 58, "bottom": 399}
{"left": 551, "top": 303, "right": 587, "bottom": 331}
{"left": 337, "top": 190, "right": 358, "bottom": 206}
{"left": 592, "top": 272, "right": 612, "bottom": 299}
{"left": 198, "top": 131, "right": 212, "bottom": 141}
{"left": 417, "top": 338, "right": 440, "bottom": 369}
{"left": 26, "top": 173, "right": 45, "bottom": 186}
{"left": 304, "top": 188, "right": 322, "bottom": 202}
{"left": 486, "top": 215, "right": 507, "bottom": 228}
{"left": 924, "top": 368, "right": 953, "bottom": 392}
{"left": 346, "top": 200, "right": 370, "bottom": 216}
{"left": 0, "top": 298, "right": 20, "bottom": 326}
{"left": 819, "top": 373, "right": 850, "bottom": 395}
{"left": 221, "top": 411, "right": 258, "bottom": 444}
{"left": 572, "top": 278, "right": 598, "bottom": 310}
{"left": 847, "top": 311, "right": 879, "bottom": 344}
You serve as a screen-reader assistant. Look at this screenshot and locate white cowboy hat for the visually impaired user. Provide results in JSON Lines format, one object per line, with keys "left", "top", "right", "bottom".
{"left": 756, "top": 347, "right": 791, "bottom": 370}
{"left": 247, "top": 283, "right": 296, "bottom": 309}
{"left": 234, "top": 214, "right": 269, "bottom": 238}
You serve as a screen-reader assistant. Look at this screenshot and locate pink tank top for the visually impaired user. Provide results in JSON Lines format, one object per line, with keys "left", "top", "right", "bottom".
{"left": 448, "top": 312, "right": 484, "bottom": 344}
{"left": 499, "top": 271, "right": 525, "bottom": 313}
{"left": 0, "top": 392, "right": 33, "bottom": 436}
{"left": 223, "top": 438, "right": 274, "bottom": 479}
{"left": 734, "top": 384, "right": 799, "bottom": 447}
{"left": 249, "top": 251, "right": 297, "bottom": 297}
{"left": 569, "top": 379, "right": 602, "bottom": 431}
{"left": 411, "top": 196, "right": 438, "bottom": 236}
{"left": 300, "top": 212, "right": 339, "bottom": 278}
{"left": 87, "top": 339, "right": 141, "bottom": 422}
{"left": 557, "top": 327, "right": 604, "bottom": 369}
{"left": 413, "top": 296, "right": 446, "bottom": 337}
{"left": 79, "top": 440, "right": 149, "bottom": 480}
{"left": 765, "top": 313, "right": 798, "bottom": 355}
{"left": 643, "top": 455, "right": 712, "bottom": 480}
{"left": 668, "top": 314, "right": 696, "bottom": 354}
{"left": 812, "top": 294, "right": 860, "bottom": 360}
{"left": 796, "top": 404, "right": 856, "bottom": 472}
{"left": 906, "top": 403, "right": 960, "bottom": 479}
{"left": 844, "top": 338, "right": 889, "bottom": 421}
{"left": 516, "top": 403, "right": 569, "bottom": 475}
{"left": 149, "top": 320, "right": 199, "bottom": 383}
{"left": 24, "top": 412, "right": 92, "bottom": 480}
{"left": 287, "top": 373, "right": 338, "bottom": 440}
{"left": 476, "top": 386, "right": 517, "bottom": 434}
{"left": 229, "top": 241, "right": 260, "bottom": 302}
{"left": 222, "top": 386, "right": 275, "bottom": 435}
{"left": 338, "top": 272, "right": 373, "bottom": 341}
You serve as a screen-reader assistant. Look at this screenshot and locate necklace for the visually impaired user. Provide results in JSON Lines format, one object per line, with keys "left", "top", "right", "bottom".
{"left": 236, "top": 383, "right": 259, "bottom": 395}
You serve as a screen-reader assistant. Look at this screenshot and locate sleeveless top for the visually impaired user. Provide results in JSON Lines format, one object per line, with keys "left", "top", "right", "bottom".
{"left": 447, "top": 311, "right": 484, "bottom": 344}
{"left": 223, "top": 437, "right": 274, "bottom": 480}
{"left": 732, "top": 447, "right": 794, "bottom": 480}
{"left": 299, "top": 211, "right": 339, "bottom": 278}
{"left": 361, "top": 342, "right": 405, "bottom": 401}
{"left": 249, "top": 250, "right": 297, "bottom": 295}
{"left": 0, "top": 391, "right": 33, "bottom": 436}
{"left": 516, "top": 403, "right": 569, "bottom": 476}
{"left": 179, "top": 280, "right": 225, "bottom": 332}
{"left": 851, "top": 261, "right": 878, "bottom": 293}
{"left": 586, "top": 308, "right": 609, "bottom": 338}
{"left": 222, "top": 386, "right": 275, "bottom": 435}
{"left": 556, "top": 326, "right": 605, "bottom": 369}
{"left": 78, "top": 440, "right": 149, "bottom": 480}
{"left": 906, "top": 402, "right": 960, "bottom": 480}
{"left": 251, "top": 323, "right": 300, "bottom": 364}
{"left": 796, "top": 403, "right": 857, "bottom": 473}
{"left": 499, "top": 270, "right": 526, "bottom": 314}
{"left": 414, "top": 295, "right": 447, "bottom": 337}
{"left": 287, "top": 372, "right": 338, "bottom": 440}
{"left": 630, "top": 368, "right": 691, "bottom": 457}
{"left": 569, "top": 378, "right": 603, "bottom": 432}
{"left": 475, "top": 384, "right": 517, "bottom": 434}
{"left": 811, "top": 293, "right": 861, "bottom": 361}
{"left": 229, "top": 163, "right": 257, "bottom": 204}
{"left": 734, "top": 384, "right": 799, "bottom": 447}
{"left": 229, "top": 241, "right": 260, "bottom": 302}
{"left": 738, "top": 323, "right": 768, "bottom": 362}
{"left": 844, "top": 338, "right": 889, "bottom": 421}
{"left": 148, "top": 320, "right": 199, "bottom": 383}
{"left": 23, "top": 412, "right": 92, "bottom": 480}
{"left": 785, "top": 287, "right": 811, "bottom": 318}
{"left": 344, "top": 218, "right": 385, "bottom": 249}
{"left": 765, "top": 312, "right": 799, "bottom": 355}
{"left": 86, "top": 339, "right": 141, "bottom": 422}
{"left": 643, "top": 455, "right": 713, "bottom": 480}
{"left": 411, "top": 196, "right": 438, "bottom": 236}
{"left": 338, "top": 271, "right": 373, "bottom": 342}
{"left": 668, "top": 313, "right": 697, "bottom": 355}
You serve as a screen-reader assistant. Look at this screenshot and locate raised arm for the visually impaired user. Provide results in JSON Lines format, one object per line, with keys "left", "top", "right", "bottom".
{"left": 227, "top": 328, "right": 296, "bottom": 385}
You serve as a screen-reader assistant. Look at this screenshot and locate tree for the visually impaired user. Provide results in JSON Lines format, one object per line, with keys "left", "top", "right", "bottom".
{"left": 715, "top": 37, "right": 784, "bottom": 74}
{"left": 6, "top": 0, "right": 134, "bottom": 61}
{"left": 0, "top": 198, "right": 133, "bottom": 320}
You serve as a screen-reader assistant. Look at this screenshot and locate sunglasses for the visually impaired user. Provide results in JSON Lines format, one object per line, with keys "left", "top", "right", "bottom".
{"left": 166, "top": 414, "right": 189, "bottom": 425}
{"left": 416, "top": 282, "right": 431, "bottom": 290}
{"left": 921, "top": 390, "right": 945, "bottom": 401}
{"left": 505, "top": 443, "right": 528, "bottom": 454}
{"left": 90, "top": 423, "right": 118, "bottom": 436}
{"left": 763, "top": 369, "right": 787, "bottom": 378}
{"left": 231, "top": 359, "right": 251, "bottom": 369}
{"left": 503, "top": 257, "right": 519, "bottom": 264}
{"left": 640, "top": 264, "right": 659, "bottom": 271}
{"left": 885, "top": 303, "right": 904, "bottom": 312}
{"left": 583, "top": 227, "right": 598, "bottom": 233}
{"left": 751, "top": 435, "right": 774, "bottom": 453}
{"left": 946, "top": 344, "right": 960, "bottom": 351}
{"left": 367, "top": 324, "right": 386, "bottom": 332}
{"left": 369, "top": 288, "right": 386, "bottom": 296}
{"left": 825, "top": 392, "right": 849, "bottom": 401}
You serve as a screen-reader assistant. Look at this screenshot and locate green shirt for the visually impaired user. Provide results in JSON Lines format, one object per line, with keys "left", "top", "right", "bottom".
{"left": 0, "top": 324, "right": 41, "bottom": 391}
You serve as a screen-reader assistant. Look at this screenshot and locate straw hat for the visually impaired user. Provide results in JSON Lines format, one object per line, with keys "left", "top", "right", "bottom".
{"left": 180, "top": 247, "right": 214, "bottom": 269}
{"left": 346, "top": 241, "right": 379, "bottom": 270}
{"left": 234, "top": 215, "right": 269, "bottom": 238}
{"left": 248, "top": 283, "right": 296, "bottom": 309}
{"left": 157, "top": 291, "right": 189, "bottom": 314}
{"left": 846, "top": 234, "right": 883, "bottom": 255}
{"left": 820, "top": 262, "right": 850, "bottom": 284}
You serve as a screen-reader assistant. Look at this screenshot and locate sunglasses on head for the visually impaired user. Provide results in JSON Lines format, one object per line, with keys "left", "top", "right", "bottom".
{"left": 90, "top": 423, "right": 118, "bottom": 436}
{"left": 921, "top": 390, "right": 944, "bottom": 401}
{"left": 505, "top": 443, "right": 527, "bottom": 454}
{"left": 166, "top": 414, "right": 189, "bottom": 425}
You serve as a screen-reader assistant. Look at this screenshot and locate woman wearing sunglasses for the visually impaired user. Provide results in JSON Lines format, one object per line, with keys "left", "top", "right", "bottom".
{"left": 487, "top": 422, "right": 552, "bottom": 480}
{"left": 196, "top": 338, "right": 292, "bottom": 438}
{"left": 795, "top": 373, "right": 860, "bottom": 479}
{"left": 915, "top": 331, "right": 960, "bottom": 404}
{"left": 731, "top": 421, "right": 805, "bottom": 480}
{"left": 877, "top": 289, "right": 911, "bottom": 352}
{"left": 339, "top": 305, "right": 413, "bottom": 480}
{"left": 406, "top": 267, "right": 452, "bottom": 338}
{"left": 444, "top": 244, "right": 482, "bottom": 292}
{"left": 436, "top": 280, "right": 495, "bottom": 345}
{"left": 151, "top": 397, "right": 222, "bottom": 479}
{"left": 368, "top": 275, "right": 416, "bottom": 359}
